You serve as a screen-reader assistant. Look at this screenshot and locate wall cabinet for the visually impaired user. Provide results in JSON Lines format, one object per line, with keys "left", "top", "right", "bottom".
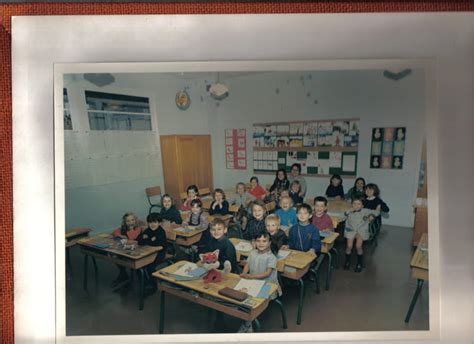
{"left": 160, "top": 135, "right": 213, "bottom": 206}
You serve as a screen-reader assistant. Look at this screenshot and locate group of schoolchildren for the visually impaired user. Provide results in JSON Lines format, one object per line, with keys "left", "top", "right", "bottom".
{"left": 109, "top": 163, "right": 389, "bottom": 332}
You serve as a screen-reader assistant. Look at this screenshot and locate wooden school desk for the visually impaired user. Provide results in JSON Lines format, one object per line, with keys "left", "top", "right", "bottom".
{"left": 405, "top": 233, "right": 429, "bottom": 323}
{"left": 65, "top": 227, "right": 92, "bottom": 278}
{"left": 78, "top": 234, "right": 162, "bottom": 311}
{"left": 162, "top": 221, "right": 208, "bottom": 261}
{"left": 153, "top": 261, "right": 286, "bottom": 333}
{"left": 326, "top": 200, "right": 352, "bottom": 225}
{"left": 230, "top": 238, "right": 317, "bottom": 325}
{"left": 281, "top": 227, "right": 340, "bottom": 291}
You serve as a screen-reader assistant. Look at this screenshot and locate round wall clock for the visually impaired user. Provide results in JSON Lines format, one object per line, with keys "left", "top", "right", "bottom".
{"left": 175, "top": 90, "right": 190, "bottom": 110}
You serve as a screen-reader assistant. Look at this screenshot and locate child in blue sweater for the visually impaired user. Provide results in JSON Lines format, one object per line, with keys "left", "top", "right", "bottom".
{"left": 275, "top": 196, "right": 297, "bottom": 228}
{"left": 288, "top": 203, "right": 321, "bottom": 254}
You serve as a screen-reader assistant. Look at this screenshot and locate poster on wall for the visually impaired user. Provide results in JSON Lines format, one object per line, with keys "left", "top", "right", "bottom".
{"left": 370, "top": 127, "right": 406, "bottom": 169}
{"left": 225, "top": 128, "right": 247, "bottom": 170}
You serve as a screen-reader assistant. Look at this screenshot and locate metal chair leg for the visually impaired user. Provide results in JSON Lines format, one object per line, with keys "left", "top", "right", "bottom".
{"left": 272, "top": 298, "right": 288, "bottom": 329}
{"left": 404, "top": 279, "right": 424, "bottom": 323}
{"left": 325, "top": 252, "right": 333, "bottom": 291}
{"left": 159, "top": 289, "right": 166, "bottom": 333}
{"left": 252, "top": 318, "right": 261, "bottom": 332}
{"left": 297, "top": 278, "right": 305, "bottom": 325}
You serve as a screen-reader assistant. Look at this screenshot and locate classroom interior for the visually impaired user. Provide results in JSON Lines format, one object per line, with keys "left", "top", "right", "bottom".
{"left": 63, "top": 66, "right": 430, "bottom": 335}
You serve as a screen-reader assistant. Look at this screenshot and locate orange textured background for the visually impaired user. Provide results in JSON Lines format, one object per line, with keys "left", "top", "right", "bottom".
{"left": 1, "top": 2, "right": 473, "bottom": 343}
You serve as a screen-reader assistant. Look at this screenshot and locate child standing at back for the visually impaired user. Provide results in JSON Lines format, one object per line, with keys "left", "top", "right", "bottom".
{"left": 312, "top": 196, "right": 334, "bottom": 232}
{"left": 325, "top": 174, "right": 345, "bottom": 200}
{"left": 180, "top": 185, "right": 200, "bottom": 211}
{"left": 288, "top": 204, "right": 321, "bottom": 254}
{"left": 265, "top": 214, "right": 288, "bottom": 252}
{"left": 244, "top": 201, "right": 267, "bottom": 241}
{"left": 111, "top": 212, "right": 143, "bottom": 289}
{"left": 159, "top": 194, "right": 182, "bottom": 224}
{"left": 137, "top": 212, "right": 167, "bottom": 294}
{"left": 275, "top": 196, "right": 297, "bottom": 228}
{"left": 343, "top": 195, "right": 379, "bottom": 272}
{"left": 238, "top": 230, "right": 281, "bottom": 333}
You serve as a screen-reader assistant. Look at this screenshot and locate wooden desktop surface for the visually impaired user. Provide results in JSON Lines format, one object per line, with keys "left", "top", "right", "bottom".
{"left": 78, "top": 234, "right": 162, "bottom": 269}
{"left": 153, "top": 260, "right": 277, "bottom": 310}
{"left": 65, "top": 227, "right": 92, "bottom": 247}
{"left": 161, "top": 221, "right": 207, "bottom": 246}
{"left": 229, "top": 238, "right": 316, "bottom": 272}
{"left": 410, "top": 233, "right": 429, "bottom": 280}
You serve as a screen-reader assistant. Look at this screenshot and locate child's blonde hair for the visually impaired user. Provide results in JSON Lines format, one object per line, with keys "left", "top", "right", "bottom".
{"left": 265, "top": 214, "right": 281, "bottom": 226}
{"left": 279, "top": 195, "right": 294, "bottom": 207}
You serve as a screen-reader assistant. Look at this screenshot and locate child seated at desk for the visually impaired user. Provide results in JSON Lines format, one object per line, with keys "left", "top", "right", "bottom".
{"left": 184, "top": 199, "right": 208, "bottom": 231}
{"left": 268, "top": 168, "right": 290, "bottom": 200}
{"left": 249, "top": 176, "right": 268, "bottom": 201}
{"left": 201, "top": 218, "right": 238, "bottom": 273}
{"left": 180, "top": 185, "right": 200, "bottom": 211}
{"left": 265, "top": 214, "right": 288, "bottom": 252}
{"left": 275, "top": 196, "right": 297, "bottom": 227}
{"left": 288, "top": 204, "right": 321, "bottom": 255}
{"left": 209, "top": 188, "right": 229, "bottom": 216}
{"left": 110, "top": 212, "right": 144, "bottom": 289}
{"left": 325, "top": 174, "right": 345, "bottom": 200}
{"left": 159, "top": 194, "right": 182, "bottom": 224}
{"left": 238, "top": 230, "right": 281, "bottom": 333}
{"left": 137, "top": 212, "right": 167, "bottom": 294}
{"left": 289, "top": 180, "right": 304, "bottom": 206}
{"left": 363, "top": 183, "right": 390, "bottom": 234}
{"left": 345, "top": 177, "right": 366, "bottom": 201}
{"left": 244, "top": 201, "right": 267, "bottom": 242}
{"left": 229, "top": 182, "right": 256, "bottom": 210}
{"left": 312, "top": 196, "right": 334, "bottom": 232}
{"left": 342, "top": 195, "right": 379, "bottom": 272}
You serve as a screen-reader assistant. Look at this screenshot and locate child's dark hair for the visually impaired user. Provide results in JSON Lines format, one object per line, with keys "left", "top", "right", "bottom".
{"left": 235, "top": 182, "right": 246, "bottom": 191}
{"left": 365, "top": 183, "right": 380, "bottom": 196}
{"left": 187, "top": 184, "right": 199, "bottom": 195}
{"left": 120, "top": 212, "right": 137, "bottom": 235}
{"left": 274, "top": 168, "right": 288, "bottom": 181}
{"left": 210, "top": 218, "right": 227, "bottom": 229}
{"left": 250, "top": 176, "right": 259, "bottom": 184}
{"left": 330, "top": 174, "right": 343, "bottom": 185}
{"left": 212, "top": 188, "right": 226, "bottom": 200}
{"left": 254, "top": 230, "right": 277, "bottom": 255}
{"left": 291, "top": 163, "right": 301, "bottom": 174}
{"left": 313, "top": 196, "right": 328, "bottom": 206}
{"left": 351, "top": 195, "right": 365, "bottom": 203}
{"left": 162, "top": 193, "right": 174, "bottom": 203}
{"left": 190, "top": 199, "right": 203, "bottom": 208}
{"left": 354, "top": 177, "right": 366, "bottom": 189}
{"left": 147, "top": 212, "right": 162, "bottom": 223}
{"left": 296, "top": 203, "right": 312, "bottom": 214}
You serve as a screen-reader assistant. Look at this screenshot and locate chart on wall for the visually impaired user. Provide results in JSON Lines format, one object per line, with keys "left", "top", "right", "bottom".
{"left": 252, "top": 119, "right": 359, "bottom": 177}
{"left": 370, "top": 127, "right": 406, "bottom": 169}
{"left": 225, "top": 128, "right": 247, "bottom": 170}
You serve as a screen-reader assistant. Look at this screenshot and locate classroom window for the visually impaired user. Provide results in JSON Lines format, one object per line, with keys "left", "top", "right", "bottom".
{"left": 63, "top": 88, "right": 73, "bottom": 130}
{"left": 85, "top": 90, "right": 152, "bottom": 131}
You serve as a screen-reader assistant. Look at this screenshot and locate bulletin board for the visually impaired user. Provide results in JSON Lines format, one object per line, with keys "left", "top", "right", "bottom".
{"left": 370, "top": 127, "right": 406, "bottom": 169}
{"left": 253, "top": 119, "right": 359, "bottom": 177}
{"left": 225, "top": 128, "right": 247, "bottom": 169}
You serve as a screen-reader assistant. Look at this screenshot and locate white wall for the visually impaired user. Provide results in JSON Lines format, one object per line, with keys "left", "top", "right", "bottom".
{"left": 211, "top": 70, "right": 425, "bottom": 227}
{"left": 64, "top": 73, "right": 214, "bottom": 232}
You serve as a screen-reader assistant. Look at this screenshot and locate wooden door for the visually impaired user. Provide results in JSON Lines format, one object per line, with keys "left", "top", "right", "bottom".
{"left": 160, "top": 135, "right": 213, "bottom": 206}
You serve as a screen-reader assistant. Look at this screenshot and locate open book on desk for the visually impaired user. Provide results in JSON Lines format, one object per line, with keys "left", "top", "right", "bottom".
{"left": 173, "top": 262, "right": 207, "bottom": 281}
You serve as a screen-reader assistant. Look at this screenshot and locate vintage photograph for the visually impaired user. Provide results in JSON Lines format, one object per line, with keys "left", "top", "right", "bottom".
{"left": 61, "top": 64, "right": 430, "bottom": 336}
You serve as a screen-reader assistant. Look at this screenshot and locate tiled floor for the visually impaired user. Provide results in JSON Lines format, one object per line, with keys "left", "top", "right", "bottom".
{"left": 66, "top": 225, "right": 429, "bottom": 335}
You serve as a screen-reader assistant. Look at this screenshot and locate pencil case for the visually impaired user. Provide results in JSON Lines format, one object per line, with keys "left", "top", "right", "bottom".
{"left": 218, "top": 287, "right": 248, "bottom": 301}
